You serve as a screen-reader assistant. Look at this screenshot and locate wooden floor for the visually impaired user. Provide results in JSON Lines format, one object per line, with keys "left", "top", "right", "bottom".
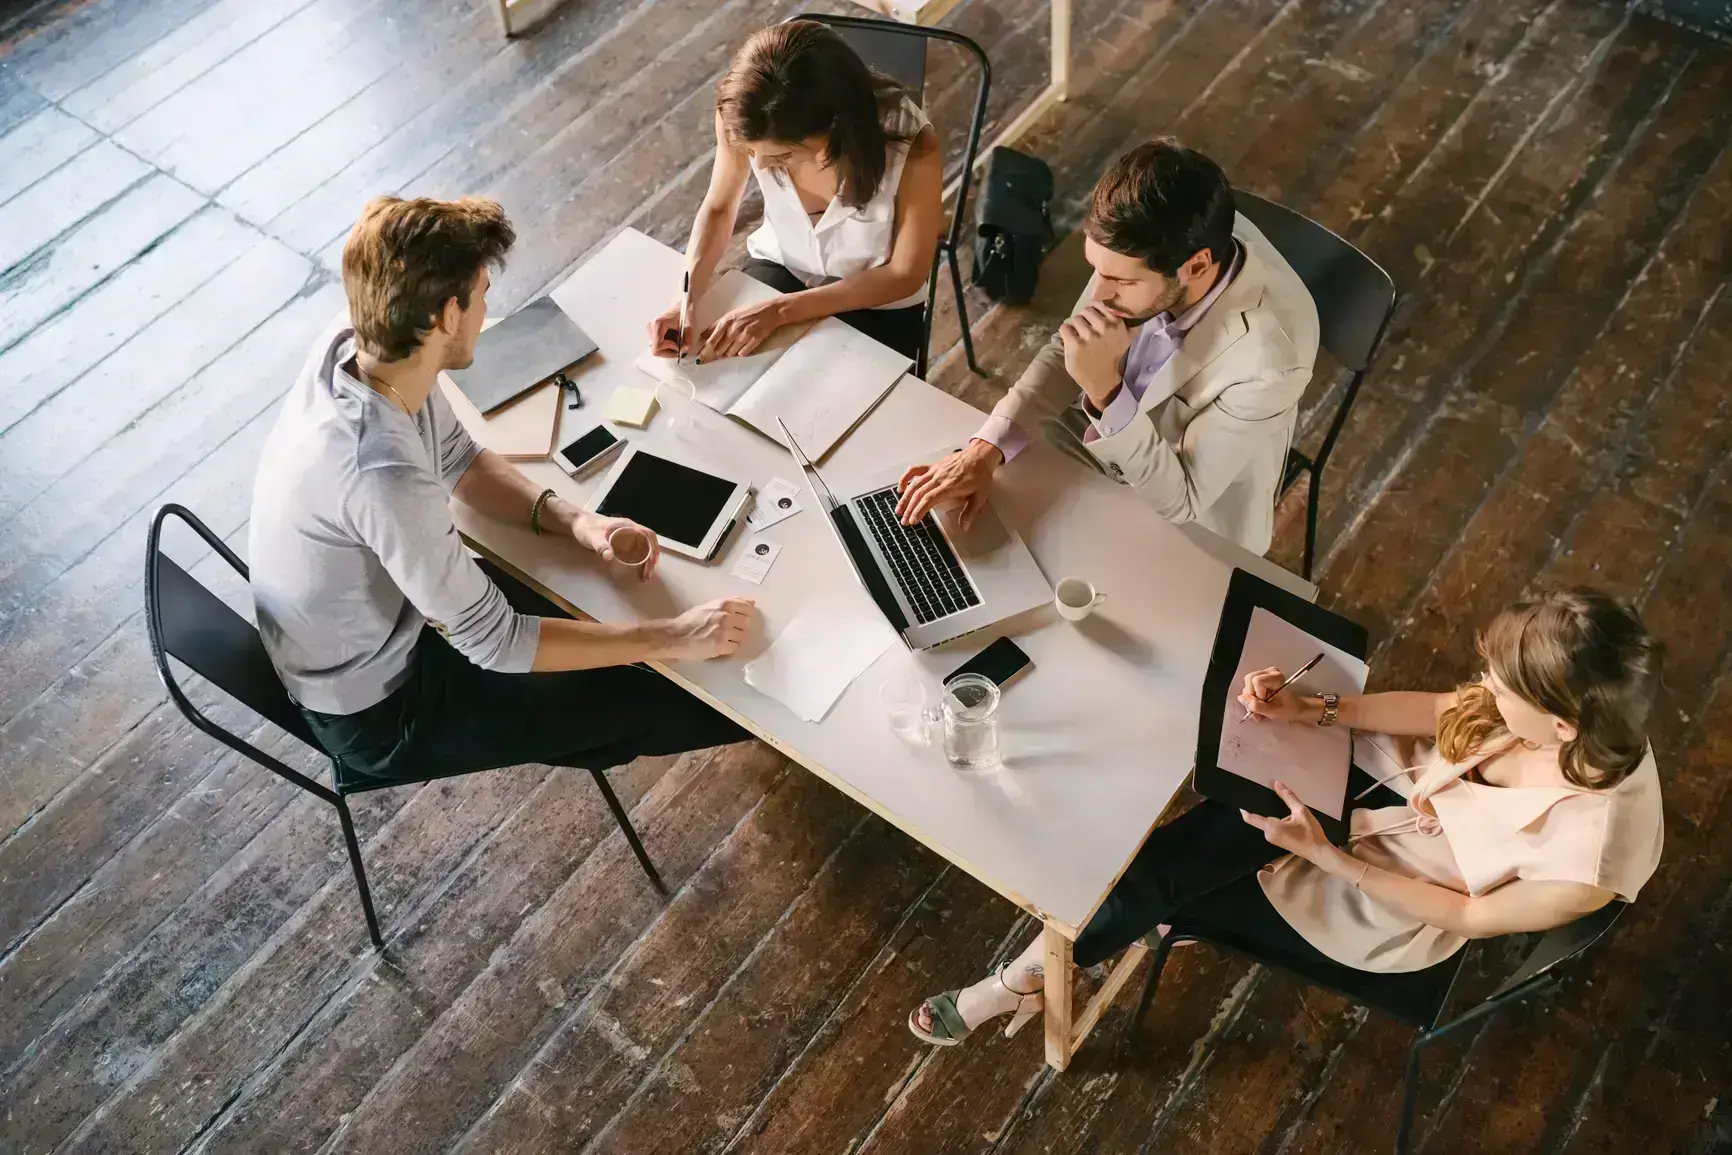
{"left": 2, "top": 0, "right": 1729, "bottom": 1150}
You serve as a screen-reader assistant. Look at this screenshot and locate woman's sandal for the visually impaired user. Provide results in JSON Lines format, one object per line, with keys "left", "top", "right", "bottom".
{"left": 907, "top": 967, "right": 1044, "bottom": 1046}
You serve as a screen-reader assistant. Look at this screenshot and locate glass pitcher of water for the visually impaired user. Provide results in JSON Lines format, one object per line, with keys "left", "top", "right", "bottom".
{"left": 940, "top": 673, "right": 1001, "bottom": 770}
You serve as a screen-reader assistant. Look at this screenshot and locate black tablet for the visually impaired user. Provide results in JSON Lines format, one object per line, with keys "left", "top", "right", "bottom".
{"left": 586, "top": 446, "right": 750, "bottom": 561}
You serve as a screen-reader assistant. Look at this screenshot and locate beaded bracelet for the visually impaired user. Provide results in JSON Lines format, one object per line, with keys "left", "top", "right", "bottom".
{"left": 529, "top": 488, "right": 557, "bottom": 536}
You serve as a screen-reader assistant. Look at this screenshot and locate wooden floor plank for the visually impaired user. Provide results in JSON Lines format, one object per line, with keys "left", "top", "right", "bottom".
{"left": 729, "top": 869, "right": 1029, "bottom": 1154}
{"left": 108, "top": 0, "right": 396, "bottom": 195}
{"left": 240, "top": 0, "right": 663, "bottom": 259}
{"left": 1316, "top": 43, "right": 1731, "bottom": 641}
{"left": 1368, "top": 143, "right": 1732, "bottom": 693}
{"left": 8, "top": 766, "right": 544, "bottom": 1154}
{"left": 550, "top": 816, "right": 937, "bottom": 1155}
{"left": 1, "top": 0, "right": 219, "bottom": 102}
{"left": 0, "top": 283, "right": 340, "bottom": 727}
{"left": 1301, "top": 11, "right": 1688, "bottom": 595}
{"left": 0, "top": 171, "right": 206, "bottom": 352}
{"left": 185, "top": 756, "right": 671, "bottom": 1154}
{"left": 59, "top": 0, "right": 322, "bottom": 134}
{"left": 308, "top": 744, "right": 791, "bottom": 1155}
{"left": 0, "top": 233, "right": 314, "bottom": 526}
{"left": 0, "top": 205, "right": 257, "bottom": 436}
{"left": 0, "top": 137, "right": 151, "bottom": 275}
{"left": 0, "top": 104, "right": 98, "bottom": 207}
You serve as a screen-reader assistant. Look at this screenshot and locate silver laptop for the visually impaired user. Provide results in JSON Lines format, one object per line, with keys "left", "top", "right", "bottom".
{"left": 777, "top": 420, "right": 1052, "bottom": 650}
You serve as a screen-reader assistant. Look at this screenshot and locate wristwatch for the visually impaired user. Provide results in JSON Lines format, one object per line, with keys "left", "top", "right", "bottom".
{"left": 1317, "top": 692, "right": 1340, "bottom": 728}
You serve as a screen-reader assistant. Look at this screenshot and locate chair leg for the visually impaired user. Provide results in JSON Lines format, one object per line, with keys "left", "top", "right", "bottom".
{"left": 590, "top": 768, "right": 667, "bottom": 896}
{"left": 1395, "top": 1034, "right": 1425, "bottom": 1155}
{"left": 947, "top": 245, "right": 984, "bottom": 377}
{"left": 1302, "top": 468, "right": 1321, "bottom": 581}
{"left": 1130, "top": 934, "right": 1176, "bottom": 1031}
{"left": 336, "top": 795, "right": 384, "bottom": 949}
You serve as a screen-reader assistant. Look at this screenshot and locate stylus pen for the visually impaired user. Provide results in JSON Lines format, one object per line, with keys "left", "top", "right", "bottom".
{"left": 1241, "top": 652, "right": 1324, "bottom": 721}
{"left": 676, "top": 271, "right": 691, "bottom": 366}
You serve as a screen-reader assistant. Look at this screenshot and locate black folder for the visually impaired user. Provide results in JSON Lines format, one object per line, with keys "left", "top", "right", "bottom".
{"left": 1195, "top": 568, "right": 1369, "bottom": 845}
{"left": 447, "top": 296, "right": 598, "bottom": 415}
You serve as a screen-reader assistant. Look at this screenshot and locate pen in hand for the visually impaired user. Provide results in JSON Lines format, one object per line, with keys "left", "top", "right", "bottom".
{"left": 676, "top": 271, "right": 691, "bottom": 366}
{"left": 1241, "top": 652, "right": 1325, "bottom": 721}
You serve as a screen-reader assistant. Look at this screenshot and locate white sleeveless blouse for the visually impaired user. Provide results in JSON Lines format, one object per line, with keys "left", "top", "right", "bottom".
{"left": 745, "top": 97, "right": 929, "bottom": 311}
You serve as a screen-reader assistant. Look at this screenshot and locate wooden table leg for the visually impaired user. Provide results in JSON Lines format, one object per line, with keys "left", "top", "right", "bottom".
{"left": 973, "top": 0, "right": 1072, "bottom": 169}
{"left": 1042, "top": 923, "right": 1074, "bottom": 1071}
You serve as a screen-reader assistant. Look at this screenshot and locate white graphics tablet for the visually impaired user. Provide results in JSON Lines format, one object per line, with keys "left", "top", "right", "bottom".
{"left": 587, "top": 445, "right": 751, "bottom": 561}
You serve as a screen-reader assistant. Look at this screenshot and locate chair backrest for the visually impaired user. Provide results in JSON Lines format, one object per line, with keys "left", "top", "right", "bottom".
{"left": 824, "top": 20, "right": 928, "bottom": 99}
{"left": 145, "top": 505, "right": 321, "bottom": 750}
{"left": 1490, "top": 900, "right": 1627, "bottom": 999}
{"left": 1232, "top": 189, "right": 1396, "bottom": 373}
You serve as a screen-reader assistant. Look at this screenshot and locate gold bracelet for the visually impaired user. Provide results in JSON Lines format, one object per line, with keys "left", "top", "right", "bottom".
{"left": 529, "top": 488, "right": 557, "bottom": 536}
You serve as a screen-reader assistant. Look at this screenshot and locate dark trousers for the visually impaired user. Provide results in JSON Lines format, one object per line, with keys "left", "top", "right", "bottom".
{"left": 741, "top": 258, "right": 927, "bottom": 363}
{"left": 301, "top": 562, "right": 750, "bottom": 784}
{"left": 1073, "top": 798, "right": 1287, "bottom": 968}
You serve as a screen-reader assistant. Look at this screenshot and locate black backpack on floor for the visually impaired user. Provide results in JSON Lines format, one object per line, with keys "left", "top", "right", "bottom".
{"left": 971, "top": 146, "right": 1055, "bottom": 305}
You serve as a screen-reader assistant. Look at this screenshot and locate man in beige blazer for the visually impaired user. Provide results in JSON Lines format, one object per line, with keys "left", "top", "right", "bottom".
{"left": 896, "top": 139, "right": 1319, "bottom": 556}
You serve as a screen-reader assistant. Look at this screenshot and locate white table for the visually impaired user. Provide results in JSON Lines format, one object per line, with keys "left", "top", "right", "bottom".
{"left": 854, "top": 0, "right": 1071, "bottom": 167}
{"left": 454, "top": 228, "right": 1312, "bottom": 1068}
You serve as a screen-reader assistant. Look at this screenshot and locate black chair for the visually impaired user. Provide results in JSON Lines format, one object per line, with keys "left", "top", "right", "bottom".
{"left": 1131, "top": 876, "right": 1627, "bottom": 1154}
{"left": 143, "top": 503, "right": 666, "bottom": 950}
{"left": 795, "top": 12, "right": 991, "bottom": 380}
{"left": 1233, "top": 189, "right": 1397, "bottom": 580}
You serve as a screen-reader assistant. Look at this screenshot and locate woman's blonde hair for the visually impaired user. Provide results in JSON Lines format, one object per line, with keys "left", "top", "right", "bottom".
{"left": 1436, "top": 588, "right": 1661, "bottom": 789}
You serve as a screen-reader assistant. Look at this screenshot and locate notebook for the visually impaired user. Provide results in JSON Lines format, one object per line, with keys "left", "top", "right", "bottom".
{"left": 633, "top": 270, "right": 911, "bottom": 459}
{"left": 448, "top": 296, "right": 598, "bottom": 415}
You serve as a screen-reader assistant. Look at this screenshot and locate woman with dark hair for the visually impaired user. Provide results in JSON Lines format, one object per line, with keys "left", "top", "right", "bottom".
{"left": 910, "top": 587, "right": 1667, "bottom": 1046}
{"left": 648, "top": 20, "right": 943, "bottom": 363}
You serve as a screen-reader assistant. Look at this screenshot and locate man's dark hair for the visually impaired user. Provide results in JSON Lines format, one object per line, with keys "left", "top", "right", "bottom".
{"left": 1084, "top": 138, "right": 1235, "bottom": 276}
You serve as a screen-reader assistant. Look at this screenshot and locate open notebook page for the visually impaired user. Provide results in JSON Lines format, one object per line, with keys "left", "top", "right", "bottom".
{"left": 1218, "top": 606, "right": 1368, "bottom": 819}
{"left": 633, "top": 270, "right": 809, "bottom": 413}
{"left": 727, "top": 315, "right": 910, "bottom": 460}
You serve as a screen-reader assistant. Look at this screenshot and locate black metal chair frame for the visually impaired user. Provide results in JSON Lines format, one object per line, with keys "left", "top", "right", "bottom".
{"left": 1233, "top": 189, "right": 1397, "bottom": 580}
{"left": 795, "top": 12, "right": 991, "bottom": 380}
{"left": 1132, "top": 895, "right": 1626, "bottom": 1153}
{"left": 143, "top": 503, "right": 666, "bottom": 951}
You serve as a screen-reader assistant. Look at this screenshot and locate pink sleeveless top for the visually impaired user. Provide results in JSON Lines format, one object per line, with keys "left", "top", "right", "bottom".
{"left": 1258, "top": 733, "right": 1664, "bottom": 973}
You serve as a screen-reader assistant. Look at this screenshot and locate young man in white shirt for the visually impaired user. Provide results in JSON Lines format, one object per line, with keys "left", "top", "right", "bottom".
{"left": 897, "top": 139, "right": 1320, "bottom": 556}
{"left": 250, "top": 195, "right": 755, "bottom": 783}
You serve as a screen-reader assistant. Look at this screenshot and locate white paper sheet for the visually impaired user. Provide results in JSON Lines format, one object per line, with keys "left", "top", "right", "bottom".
{"left": 743, "top": 595, "right": 899, "bottom": 723}
{"left": 633, "top": 270, "right": 808, "bottom": 414}
{"left": 1218, "top": 607, "right": 1368, "bottom": 819}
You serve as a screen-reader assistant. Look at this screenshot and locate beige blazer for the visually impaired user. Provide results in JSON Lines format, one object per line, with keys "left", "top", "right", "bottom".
{"left": 1259, "top": 734, "right": 1665, "bottom": 973}
{"left": 989, "top": 214, "right": 1320, "bottom": 555}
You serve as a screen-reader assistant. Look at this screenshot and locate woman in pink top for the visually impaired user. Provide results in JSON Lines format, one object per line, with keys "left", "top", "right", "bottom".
{"left": 910, "top": 588, "right": 1664, "bottom": 1046}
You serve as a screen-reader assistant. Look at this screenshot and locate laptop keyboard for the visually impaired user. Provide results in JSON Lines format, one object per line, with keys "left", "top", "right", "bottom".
{"left": 854, "top": 487, "right": 982, "bottom": 625}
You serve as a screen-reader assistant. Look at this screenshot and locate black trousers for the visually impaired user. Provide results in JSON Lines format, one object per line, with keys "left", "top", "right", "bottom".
{"left": 301, "top": 562, "right": 750, "bottom": 784}
{"left": 741, "top": 258, "right": 927, "bottom": 363}
{"left": 1073, "top": 798, "right": 1287, "bottom": 967}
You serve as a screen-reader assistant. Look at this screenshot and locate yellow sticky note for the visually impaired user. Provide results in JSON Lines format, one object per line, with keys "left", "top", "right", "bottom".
{"left": 604, "top": 384, "right": 659, "bottom": 427}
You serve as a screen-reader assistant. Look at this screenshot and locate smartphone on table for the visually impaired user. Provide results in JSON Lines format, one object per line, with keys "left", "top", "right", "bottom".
{"left": 554, "top": 423, "right": 625, "bottom": 477}
{"left": 944, "top": 636, "right": 1033, "bottom": 689}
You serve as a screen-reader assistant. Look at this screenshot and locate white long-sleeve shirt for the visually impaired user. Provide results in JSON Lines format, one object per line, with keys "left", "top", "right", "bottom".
{"left": 249, "top": 321, "right": 540, "bottom": 715}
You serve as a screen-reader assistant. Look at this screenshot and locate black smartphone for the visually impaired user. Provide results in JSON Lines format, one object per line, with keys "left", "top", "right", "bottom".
{"left": 555, "top": 424, "right": 624, "bottom": 476}
{"left": 944, "top": 636, "right": 1032, "bottom": 689}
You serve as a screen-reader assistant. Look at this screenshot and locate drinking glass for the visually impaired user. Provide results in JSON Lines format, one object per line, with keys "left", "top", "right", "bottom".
{"left": 941, "top": 673, "right": 1001, "bottom": 771}
{"left": 879, "top": 678, "right": 933, "bottom": 747}
{"left": 655, "top": 371, "right": 701, "bottom": 445}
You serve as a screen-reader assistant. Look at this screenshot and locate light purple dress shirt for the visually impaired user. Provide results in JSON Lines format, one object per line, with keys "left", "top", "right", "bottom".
{"left": 975, "top": 241, "right": 1245, "bottom": 460}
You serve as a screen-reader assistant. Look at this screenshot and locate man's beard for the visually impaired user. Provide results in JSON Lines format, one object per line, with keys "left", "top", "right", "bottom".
{"left": 1121, "top": 280, "right": 1187, "bottom": 325}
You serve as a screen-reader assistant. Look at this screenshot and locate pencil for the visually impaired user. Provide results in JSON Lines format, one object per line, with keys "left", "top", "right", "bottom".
{"left": 676, "top": 271, "right": 691, "bottom": 366}
{"left": 1241, "top": 651, "right": 1325, "bottom": 721}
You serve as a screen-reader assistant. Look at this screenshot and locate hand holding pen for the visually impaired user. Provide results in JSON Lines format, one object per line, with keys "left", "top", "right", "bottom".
{"left": 1238, "top": 653, "right": 1324, "bottom": 722}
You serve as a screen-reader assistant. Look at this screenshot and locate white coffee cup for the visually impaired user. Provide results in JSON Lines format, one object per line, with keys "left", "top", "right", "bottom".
{"left": 607, "top": 525, "right": 654, "bottom": 569}
{"left": 1055, "top": 577, "right": 1107, "bottom": 621}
